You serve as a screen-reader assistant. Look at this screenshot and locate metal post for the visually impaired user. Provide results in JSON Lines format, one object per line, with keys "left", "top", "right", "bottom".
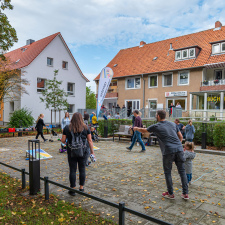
{"left": 119, "top": 202, "right": 125, "bottom": 225}
{"left": 44, "top": 177, "right": 49, "bottom": 200}
{"left": 202, "top": 123, "right": 207, "bottom": 149}
{"left": 21, "top": 168, "right": 26, "bottom": 189}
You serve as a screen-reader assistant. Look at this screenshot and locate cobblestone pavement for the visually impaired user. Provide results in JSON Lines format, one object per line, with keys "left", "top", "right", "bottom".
{"left": 0, "top": 135, "right": 225, "bottom": 225}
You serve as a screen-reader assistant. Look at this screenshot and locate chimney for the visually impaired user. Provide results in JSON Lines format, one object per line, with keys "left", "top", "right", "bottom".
{"left": 215, "top": 21, "right": 222, "bottom": 29}
{"left": 26, "top": 39, "right": 35, "bottom": 45}
{"left": 140, "top": 41, "right": 146, "bottom": 47}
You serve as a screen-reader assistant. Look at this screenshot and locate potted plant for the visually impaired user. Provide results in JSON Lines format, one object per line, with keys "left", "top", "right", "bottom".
{"left": 203, "top": 80, "right": 208, "bottom": 85}
{"left": 214, "top": 79, "right": 219, "bottom": 84}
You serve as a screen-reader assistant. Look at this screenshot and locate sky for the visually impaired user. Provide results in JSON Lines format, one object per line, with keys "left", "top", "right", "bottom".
{"left": 5, "top": 0, "right": 225, "bottom": 93}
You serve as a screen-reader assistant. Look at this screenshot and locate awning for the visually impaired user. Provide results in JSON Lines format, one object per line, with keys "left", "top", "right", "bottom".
{"left": 204, "top": 62, "right": 225, "bottom": 69}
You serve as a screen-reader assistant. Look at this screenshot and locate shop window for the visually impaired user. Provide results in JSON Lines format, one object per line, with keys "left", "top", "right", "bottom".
{"left": 149, "top": 75, "right": 158, "bottom": 88}
{"left": 207, "top": 94, "right": 220, "bottom": 109}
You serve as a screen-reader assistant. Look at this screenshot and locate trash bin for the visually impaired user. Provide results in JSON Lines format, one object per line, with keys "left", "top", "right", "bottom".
{"left": 104, "top": 119, "right": 108, "bottom": 138}
{"left": 28, "top": 139, "right": 40, "bottom": 195}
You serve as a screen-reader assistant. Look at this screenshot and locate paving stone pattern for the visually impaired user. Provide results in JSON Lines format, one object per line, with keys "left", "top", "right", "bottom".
{"left": 0, "top": 135, "right": 225, "bottom": 224}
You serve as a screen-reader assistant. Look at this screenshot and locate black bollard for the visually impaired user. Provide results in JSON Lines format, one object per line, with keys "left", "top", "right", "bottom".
{"left": 201, "top": 122, "right": 207, "bottom": 149}
{"left": 28, "top": 139, "right": 40, "bottom": 195}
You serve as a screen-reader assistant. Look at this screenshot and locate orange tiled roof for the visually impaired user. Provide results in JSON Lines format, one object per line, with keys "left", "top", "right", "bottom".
{"left": 94, "top": 25, "right": 225, "bottom": 80}
{"left": 4, "top": 32, "right": 89, "bottom": 82}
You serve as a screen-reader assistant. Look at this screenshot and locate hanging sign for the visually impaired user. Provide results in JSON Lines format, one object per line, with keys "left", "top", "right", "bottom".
{"left": 97, "top": 67, "right": 113, "bottom": 119}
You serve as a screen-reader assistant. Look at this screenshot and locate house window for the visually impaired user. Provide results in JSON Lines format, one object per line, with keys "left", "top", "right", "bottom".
{"left": 212, "top": 44, "right": 220, "bottom": 54}
{"left": 125, "top": 100, "right": 140, "bottom": 111}
{"left": 67, "top": 104, "right": 74, "bottom": 113}
{"left": 221, "top": 43, "right": 225, "bottom": 52}
{"left": 175, "top": 51, "right": 181, "bottom": 60}
{"left": 67, "top": 83, "right": 75, "bottom": 96}
{"left": 47, "top": 57, "right": 53, "bottom": 66}
{"left": 62, "top": 61, "right": 68, "bottom": 69}
{"left": 189, "top": 48, "right": 195, "bottom": 58}
{"left": 215, "top": 70, "right": 222, "bottom": 80}
{"left": 178, "top": 71, "right": 189, "bottom": 85}
{"left": 182, "top": 49, "right": 188, "bottom": 59}
{"left": 10, "top": 101, "right": 14, "bottom": 113}
{"left": 126, "top": 78, "right": 140, "bottom": 89}
{"left": 149, "top": 75, "right": 158, "bottom": 88}
{"left": 37, "top": 78, "right": 46, "bottom": 92}
{"left": 163, "top": 73, "right": 172, "bottom": 86}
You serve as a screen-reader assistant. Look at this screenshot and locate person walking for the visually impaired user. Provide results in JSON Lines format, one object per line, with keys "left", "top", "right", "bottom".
{"left": 83, "top": 111, "right": 89, "bottom": 126}
{"left": 61, "top": 112, "right": 95, "bottom": 196}
{"left": 133, "top": 110, "right": 189, "bottom": 200}
{"left": 61, "top": 112, "right": 70, "bottom": 132}
{"left": 126, "top": 110, "right": 146, "bottom": 152}
{"left": 35, "top": 114, "right": 48, "bottom": 142}
{"left": 185, "top": 119, "right": 195, "bottom": 142}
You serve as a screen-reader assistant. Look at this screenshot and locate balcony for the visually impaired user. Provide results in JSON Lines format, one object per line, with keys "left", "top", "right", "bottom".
{"left": 200, "top": 79, "right": 225, "bottom": 91}
{"left": 96, "top": 92, "right": 118, "bottom": 99}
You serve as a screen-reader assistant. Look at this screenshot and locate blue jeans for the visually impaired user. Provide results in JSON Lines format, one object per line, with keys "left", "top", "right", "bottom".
{"left": 186, "top": 139, "right": 193, "bottom": 142}
{"left": 129, "top": 131, "right": 145, "bottom": 150}
{"left": 186, "top": 173, "right": 192, "bottom": 183}
{"left": 163, "top": 151, "right": 188, "bottom": 195}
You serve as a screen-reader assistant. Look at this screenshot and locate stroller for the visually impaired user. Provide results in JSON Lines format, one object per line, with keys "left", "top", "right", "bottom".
{"left": 47, "top": 125, "right": 61, "bottom": 142}
{"left": 91, "top": 127, "right": 99, "bottom": 142}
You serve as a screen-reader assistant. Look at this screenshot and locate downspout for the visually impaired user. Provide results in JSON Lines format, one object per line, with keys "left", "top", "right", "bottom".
{"left": 142, "top": 74, "right": 145, "bottom": 111}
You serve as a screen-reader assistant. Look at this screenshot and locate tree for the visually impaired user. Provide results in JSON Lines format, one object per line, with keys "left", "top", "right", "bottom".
{"left": 86, "top": 86, "right": 96, "bottom": 109}
{"left": 0, "top": 58, "right": 29, "bottom": 103}
{"left": 8, "top": 107, "right": 34, "bottom": 128}
{"left": 0, "top": 0, "right": 18, "bottom": 57}
{"left": 40, "top": 70, "right": 69, "bottom": 124}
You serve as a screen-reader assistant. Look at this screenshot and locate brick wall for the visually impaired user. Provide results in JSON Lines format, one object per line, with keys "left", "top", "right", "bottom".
{"left": 200, "top": 85, "right": 225, "bottom": 91}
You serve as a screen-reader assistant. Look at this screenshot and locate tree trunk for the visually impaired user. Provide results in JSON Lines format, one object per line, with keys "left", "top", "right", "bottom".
{"left": 54, "top": 109, "right": 56, "bottom": 126}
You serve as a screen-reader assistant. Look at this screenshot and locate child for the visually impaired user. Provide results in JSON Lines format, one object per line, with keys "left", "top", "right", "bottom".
{"left": 35, "top": 114, "right": 48, "bottom": 142}
{"left": 183, "top": 142, "right": 196, "bottom": 185}
{"left": 91, "top": 127, "right": 98, "bottom": 142}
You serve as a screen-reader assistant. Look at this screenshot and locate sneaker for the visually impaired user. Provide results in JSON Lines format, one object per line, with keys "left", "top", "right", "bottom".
{"left": 162, "top": 192, "right": 175, "bottom": 199}
{"left": 139, "top": 150, "right": 146, "bottom": 153}
{"left": 181, "top": 194, "right": 189, "bottom": 200}
{"left": 44, "top": 139, "right": 48, "bottom": 142}
{"left": 68, "top": 190, "right": 76, "bottom": 196}
{"left": 126, "top": 147, "right": 131, "bottom": 151}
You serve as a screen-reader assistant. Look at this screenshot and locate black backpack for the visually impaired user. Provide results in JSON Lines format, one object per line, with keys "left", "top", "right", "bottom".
{"left": 69, "top": 131, "right": 87, "bottom": 158}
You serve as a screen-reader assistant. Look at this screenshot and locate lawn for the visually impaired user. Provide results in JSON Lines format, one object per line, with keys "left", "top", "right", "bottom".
{"left": 0, "top": 172, "right": 115, "bottom": 225}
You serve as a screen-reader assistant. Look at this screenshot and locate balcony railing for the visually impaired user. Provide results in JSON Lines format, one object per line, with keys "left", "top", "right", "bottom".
{"left": 96, "top": 92, "right": 118, "bottom": 98}
{"left": 201, "top": 79, "right": 225, "bottom": 86}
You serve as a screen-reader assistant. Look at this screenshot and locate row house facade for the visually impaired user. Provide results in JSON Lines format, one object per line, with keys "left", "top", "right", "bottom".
{"left": 95, "top": 21, "right": 225, "bottom": 119}
{"left": 1, "top": 32, "right": 88, "bottom": 124}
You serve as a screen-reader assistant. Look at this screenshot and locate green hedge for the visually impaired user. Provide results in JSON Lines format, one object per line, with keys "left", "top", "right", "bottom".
{"left": 97, "top": 120, "right": 224, "bottom": 147}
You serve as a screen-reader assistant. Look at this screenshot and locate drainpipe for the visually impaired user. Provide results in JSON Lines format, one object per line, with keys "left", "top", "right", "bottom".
{"left": 142, "top": 74, "right": 145, "bottom": 114}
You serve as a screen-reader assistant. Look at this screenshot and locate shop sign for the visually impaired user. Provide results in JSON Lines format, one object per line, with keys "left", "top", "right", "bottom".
{"left": 165, "top": 91, "right": 187, "bottom": 97}
{"left": 207, "top": 96, "right": 225, "bottom": 102}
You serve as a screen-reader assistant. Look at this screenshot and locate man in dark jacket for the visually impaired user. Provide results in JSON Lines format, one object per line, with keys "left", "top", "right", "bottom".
{"left": 126, "top": 110, "right": 146, "bottom": 152}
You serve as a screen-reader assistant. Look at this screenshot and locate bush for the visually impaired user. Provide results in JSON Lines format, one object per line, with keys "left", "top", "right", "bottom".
{"left": 8, "top": 108, "right": 34, "bottom": 128}
{"left": 213, "top": 123, "right": 225, "bottom": 149}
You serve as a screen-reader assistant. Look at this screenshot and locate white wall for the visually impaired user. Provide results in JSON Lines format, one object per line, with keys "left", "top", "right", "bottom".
{"left": 20, "top": 35, "right": 87, "bottom": 124}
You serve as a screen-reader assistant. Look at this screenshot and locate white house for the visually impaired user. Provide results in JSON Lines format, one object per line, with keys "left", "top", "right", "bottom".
{"left": 3, "top": 32, "right": 89, "bottom": 124}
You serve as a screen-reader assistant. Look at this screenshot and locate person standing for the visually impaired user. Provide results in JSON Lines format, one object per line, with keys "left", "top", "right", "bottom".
{"left": 133, "top": 110, "right": 189, "bottom": 200}
{"left": 35, "top": 114, "right": 48, "bottom": 142}
{"left": 61, "top": 112, "right": 70, "bottom": 131}
{"left": 92, "top": 113, "right": 98, "bottom": 125}
{"left": 168, "top": 103, "right": 175, "bottom": 117}
{"left": 107, "top": 113, "right": 111, "bottom": 119}
{"left": 115, "top": 104, "right": 120, "bottom": 113}
{"left": 174, "top": 118, "right": 185, "bottom": 138}
{"left": 185, "top": 119, "right": 195, "bottom": 142}
{"left": 90, "top": 112, "right": 94, "bottom": 124}
{"left": 83, "top": 111, "right": 89, "bottom": 126}
{"left": 61, "top": 113, "right": 95, "bottom": 196}
{"left": 126, "top": 110, "right": 146, "bottom": 152}
{"left": 114, "top": 112, "right": 120, "bottom": 119}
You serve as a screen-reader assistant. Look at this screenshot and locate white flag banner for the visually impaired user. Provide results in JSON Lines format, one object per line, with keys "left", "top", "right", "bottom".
{"left": 97, "top": 67, "right": 113, "bottom": 119}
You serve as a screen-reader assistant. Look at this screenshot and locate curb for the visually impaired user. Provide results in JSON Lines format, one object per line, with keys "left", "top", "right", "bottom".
{"left": 195, "top": 148, "right": 225, "bottom": 156}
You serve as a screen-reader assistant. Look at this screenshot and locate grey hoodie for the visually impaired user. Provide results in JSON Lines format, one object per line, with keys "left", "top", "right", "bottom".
{"left": 185, "top": 124, "right": 195, "bottom": 140}
{"left": 183, "top": 151, "right": 196, "bottom": 174}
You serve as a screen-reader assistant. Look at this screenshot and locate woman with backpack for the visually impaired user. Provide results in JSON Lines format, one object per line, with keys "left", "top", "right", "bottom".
{"left": 61, "top": 112, "right": 95, "bottom": 196}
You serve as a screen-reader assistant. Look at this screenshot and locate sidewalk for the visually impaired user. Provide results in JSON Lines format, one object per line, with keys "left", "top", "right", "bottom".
{"left": 0, "top": 135, "right": 225, "bottom": 224}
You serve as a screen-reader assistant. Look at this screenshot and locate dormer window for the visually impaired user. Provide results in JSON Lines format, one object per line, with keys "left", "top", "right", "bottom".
{"left": 211, "top": 41, "right": 225, "bottom": 54}
{"left": 175, "top": 47, "right": 196, "bottom": 60}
